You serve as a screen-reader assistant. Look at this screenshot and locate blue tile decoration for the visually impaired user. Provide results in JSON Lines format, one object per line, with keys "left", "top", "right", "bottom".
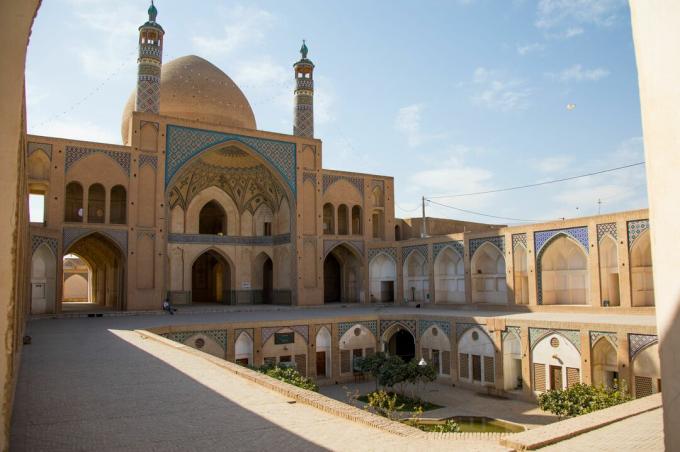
{"left": 534, "top": 227, "right": 589, "bottom": 304}
{"left": 401, "top": 245, "right": 428, "bottom": 263}
{"left": 168, "top": 233, "right": 290, "bottom": 245}
{"left": 261, "top": 325, "right": 309, "bottom": 345}
{"left": 65, "top": 145, "right": 131, "bottom": 176}
{"left": 418, "top": 319, "right": 451, "bottom": 339}
{"left": 32, "top": 235, "right": 58, "bottom": 256}
{"left": 512, "top": 233, "right": 527, "bottom": 250}
{"left": 162, "top": 329, "right": 227, "bottom": 351}
{"left": 338, "top": 321, "right": 378, "bottom": 340}
{"left": 596, "top": 223, "right": 617, "bottom": 242}
{"left": 322, "top": 173, "right": 364, "bottom": 196}
{"left": 137, "top": 230, "right": 156, "bottom": 240}
{"left": 628, "top": 333, "right": 657, "bottom": 360}
{"left": 627, "top": 219, "right": 650, "bottom": 249}
{"left": 469, "top": 236, "right": 505, "bottom": 257}
{"left": 368, "top": 247, "right": 397, "bottom": 261}
{"left": 529, "top": 328, "right": 581, "bottom": 352}
{"left": 502, "top": 326, "right": 522, "bottom": 342}
{"left": 456, "top": 322, "right": 491, "bottom": 341}
{"left": 302, "top": 171, "right": 317, "bottom": 185}
{"left": 27, "top": 142, "right": 52, "bottom": 160}
{"left": 63, "top": 227, "right": 128, "bottom": 253}
{"left": 165, "top": 125, "right": 296, "bottom": 194}
{"left": 380, "top": 319, "right": 417, "bottom": 338}
{"left": 324, "top": 240, "right": 364, "bottom": 257}
{"left": 590, "top": 331, "right": 618, "bottom": 348}
{"left": 433, "top": 241, "right": 464, "bottom": 260}
{"left": 138, "top": 154, "right": 158, "bottom": 170}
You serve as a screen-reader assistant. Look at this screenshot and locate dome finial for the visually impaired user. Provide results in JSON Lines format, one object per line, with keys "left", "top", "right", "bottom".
{"left": 148, "top": 0, "right": 158, "bottom": 22}
{"left": 300, "top": 39, "right": 308, "bottom": 59}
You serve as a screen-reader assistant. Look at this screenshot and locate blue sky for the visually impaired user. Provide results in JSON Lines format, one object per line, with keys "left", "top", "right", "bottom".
{"left": 26, "top": 0, "right": 646, "bottom": 224}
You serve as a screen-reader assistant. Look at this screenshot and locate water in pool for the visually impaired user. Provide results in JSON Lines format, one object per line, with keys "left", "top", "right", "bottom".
{"left": 415, "top": 416, "right": 525, "bottom": 433}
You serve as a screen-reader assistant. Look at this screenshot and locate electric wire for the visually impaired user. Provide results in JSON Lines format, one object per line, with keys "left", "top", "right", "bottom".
{"left": 426, "top": 199, "right": 558, "bottom": 223}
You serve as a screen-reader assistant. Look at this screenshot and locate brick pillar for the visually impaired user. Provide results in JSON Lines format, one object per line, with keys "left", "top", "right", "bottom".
{"left": 521, "top": 325, "right": 533, "bottom": 396}
{"left": 331, "top": 322, "right": 341, "bottom": 383}
{"left": 225, "top": 327, "right": 235, "bottom": 362}
{"left": 617, "top": 220, "right": 633, "bottom": 309}
{"left": 587, "top": 222, "right": 601, "bottom": 307}
{"left": 526, "top": 232, "right": 538, "bottom": 306}
{"left": 253, "top": 327, "right": 263, "bottom": 367}
{"left": 309, "top": 324, "right": 318, "bottom": 378}
{"left": 451, "top": 320, "right": 459, "bottom": 382}
{"left": 580, "top": 330, "right": 592, "bottom": 384}
{"left": 617, "top": 332, "right": 632, "bottom": 395}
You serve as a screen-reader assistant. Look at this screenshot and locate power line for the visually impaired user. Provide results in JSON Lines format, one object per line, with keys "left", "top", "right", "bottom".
{"left": 428, "top": 161, "right": 645, "bottom": 199}
{"left": 396, "top": 204, "right": 420, "bottom": 213}
{"left": 426, "top": 199, "right": 557, "bottom": 223}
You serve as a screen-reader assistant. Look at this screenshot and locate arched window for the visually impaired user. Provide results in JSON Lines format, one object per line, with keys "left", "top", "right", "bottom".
{"left": 395, "top": 225, "right": 401, "bottom": 241}
{"left": 351, "top": 206, "right": 362, "bottom": 235}
{"left": 337, "top": 204, "right": 349, "bottom": 235}
{"left": 87, "top": 184, "right": 106, "bottom": 223}
{"left": 109, "top": 185, "right": 127, "bottom": 224}
{"left": 630, "top": 230, "right": 653, "bottom": 306}
{"left": 541, "top": 236, "right": 588, "bottom": 305}
{"left": 64, "top": 182, "right": 83, "bottom": 222}
{"left": 599, "top": 235, "right": 619, "bottom": 306}
{"left": 323, "top": 203, "right": 334, "bottom": 234}
{"left": 199, "top": 201, "right": 226, "bottom": 235}
{"left": 372, "top": 209, "right": 384, "bottom": 239}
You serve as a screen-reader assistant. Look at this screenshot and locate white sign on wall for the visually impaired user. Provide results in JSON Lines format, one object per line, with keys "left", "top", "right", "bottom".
{"left": 241, "top": 281, "right": 251, "bottom": 289}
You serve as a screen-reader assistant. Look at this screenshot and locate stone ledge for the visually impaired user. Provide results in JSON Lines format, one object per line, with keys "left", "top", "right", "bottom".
{"left": 499, "top": 393, "right": 662, "bottom": 450}
{"left": 137, "top": 329, "right": 423, "bottom": 438}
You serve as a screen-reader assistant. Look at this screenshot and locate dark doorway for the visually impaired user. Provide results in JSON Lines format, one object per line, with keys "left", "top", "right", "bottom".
{"left": 549, "top": 365, "right": 562, "bottom": 390}
{"left": 388, "top": 329, "right": 415, "bottom": 362}
{"left": 199, "top": 201, "right": 226, "bottom": 234}
{"left": 324, "top": 253, "right": 341, "bottom": 303}
{"left": 192, "top": 251, "right": 230, "bottom": 303}
{"left": 262, "top": 257, "right": 273, "bottom": 304}
{"left": 472, "top": 355, "right": 482, "bottom": 381}
{"left": 316, "top": 351, "right": 326, "bottom": 377}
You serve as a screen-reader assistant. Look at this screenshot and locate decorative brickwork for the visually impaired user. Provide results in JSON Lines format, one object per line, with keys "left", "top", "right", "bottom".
{"left": 65, "top": 146, "right": 131, "bottom": 176}
{"left": 456, "top": 322, "right": 490, "bottom": 341}
{"left": 234, "top": 328, "right": 254, "bottom": 341}
{"left": 629, "top": 333, "right": 658, "bottom": 360}
{"left": 380, "top": 319, "right": 416, "bottom": 338}
{"left": 401, "top": 244, "right": 428, "bottom": 263}
{"left": 418, "top": 319, "right": 451, "bottom": 339}
{"left": 161, "top": 329, "right": 227, "bottom": 351}
{"left": 627, "top": 219, "right": 650, "bottom": 249}
{"left": 634, "top": 376, "right": 653, "bottom": 398}
{"left": 63, "top": 227, "right": 128, "bottom": 253}
{"left": 138, "top": 154, "right": 158, "bottom": 169}
{"left": 597, "top": 222, "right": 618, "bottom": 242}
{"left": 469, "top": 236, "right": 505, "bottom": 257}
{"left": 566, "top": 367, "right": 580, "bottom": 388}
{"left": 529, "top": 328, "right": 581, "bottom": 352}
{"left": 433, "top": 241, "right": 464, "bottom": 260}
{"left": 261, "top": 325, "right": 309, "bottom": 346}
{"left": 502, "top": 326, "right": 522, "bottom": 341}
{"left": 337, "top": 321, "right": 378, "bottom": 340}
{"left": 27, "top": 142, "right": 52, "bottom": 160}
{"left": 368, "top": 247, "right": 397, "bottom": 261}
{"left": 484, "top": 356, "right": 495, "bottom": 383}
{"left": 168, "top": 233, "right": 290, "bottom": 245}
{"left": 512, "top": 233, "right": 527, "bottom": 250}
{"left": 324, "top": 240, "right": 364, "bottom": 257}
{"left": 590, "top": 331, "right": 618, "bottom": 348}
{"left": 32, "top": 235, "right": 58, "bottom": 256}
{"left": 322, "top": 173, "right": 364, "bottom": 196}
{"left": 302, "top": 171, "right": 317, "bottom": 185}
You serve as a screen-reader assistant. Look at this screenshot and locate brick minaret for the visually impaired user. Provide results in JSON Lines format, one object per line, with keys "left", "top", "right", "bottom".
{"left": 135, "top": 1, "right": 164, "bottom": 113}
{"left": 293, "top": 41, "right": 314, "bottom": 138}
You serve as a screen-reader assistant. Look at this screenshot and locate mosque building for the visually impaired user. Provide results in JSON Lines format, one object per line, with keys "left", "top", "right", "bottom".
{"left": 24, "top": 3, "right": 659, "bottom": 400}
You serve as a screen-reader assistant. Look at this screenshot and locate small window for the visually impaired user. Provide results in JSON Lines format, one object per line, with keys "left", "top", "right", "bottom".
{"left": 29, "top": 193, "right": 45, "bottom": 223}
{"left": 274, "top": 332, "right": 294, "bottom": 345}
{"left": 263, "top": 222, "right": 272, "bottom": 236}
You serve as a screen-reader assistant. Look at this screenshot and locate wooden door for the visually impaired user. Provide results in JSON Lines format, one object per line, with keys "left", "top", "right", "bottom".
{"left": 316, "top": 351, "right": 326, "bottom": 377}
{"left": 472, "top": 355, "right": 482, "bottom": 381}
{"left": 352, "top": 349, "right": 363, "bottom": 371}
{"left": 549, "top": 365, "right": 562, "bottom": 390}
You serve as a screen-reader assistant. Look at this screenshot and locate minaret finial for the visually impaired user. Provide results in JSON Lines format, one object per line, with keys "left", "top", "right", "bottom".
{"left": 148, "top": 0, "right": 158, "bottom": 22}
{"left": 300, "top": 39, "right": 308, "bottom": 59}
{"left": 293, "top": 40, "right": 314, "bottom": 137}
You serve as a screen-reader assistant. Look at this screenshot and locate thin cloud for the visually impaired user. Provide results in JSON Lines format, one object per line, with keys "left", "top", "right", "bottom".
{"left": 535, "top": 0, "right": 627, "bottom": 37}
{"left": 517, "top": 42, "right": 545, "bottom": 56}
{"left": 532, "top": 155, "right": 573, "bottom": 173}
{"left": 551, "top": 64, "right": 610, "bottom": 82}
{"left": 471, "top": 67, "right": 531, "bottom": 111}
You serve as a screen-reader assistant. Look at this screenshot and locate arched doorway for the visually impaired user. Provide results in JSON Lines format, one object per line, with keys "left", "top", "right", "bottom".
{"left": 235, "top": 332, "right": 254, "bottom": 366}
{"left": 323, "top": 244, "right": 362, "bottom": 303}
{"left": 369, "top": 253, "right": 396, "bottom": 302}
{"left": 63, "top": 232, "right": 125, "bottom": 312}
{"left": 632, "top": 342, "right": 661, "bottom": 398}
{"left": 458, "top": 327, "right": 495, "bottom": 385}
{"left": 434, "top": 246, "right": 465, "bottom": 303}
{"left": 315, "top": 327, "right": 332, "bottom": 378}
{"left": 384, "top": 326, "right": 415, "bottom": 362}
{"left": 403, "top": 251, "right": 428, "bottom": 303}
{"left": 192, "top": 250, "right": 231, "bottom": 304}
{"left": 599, "top": 235, "right": 620, "bottom": 306}
{"left": 531, "top": 332, "right": 581, "bottom": 392}
{"left": 503, "top": 332, "right": 522, "bottom": 390}
{"left": 630, "top": 230, "right": 654, "bottom": 306}
{"left": 420, "top": 325, "right": 451, "bottom": 376}
{"left": 339, "top": 324, "right": 377, "bottom": 375}
{"left": 31, "top": 244, "right": 56, "bottom": 314}
{"left": 199, "top": 201, "right": 227, "bottom": 235}
{"left": 253, "top": 252, "right": 274, "bottom": 304}
{"left": 471, "top": 242, "right": 506, "bottom": 304}
{"left": 540, "top": 235, "right": 588, "bottom": 305}
{"left": 591, "top": 338, "right": 618, "bottom": 388}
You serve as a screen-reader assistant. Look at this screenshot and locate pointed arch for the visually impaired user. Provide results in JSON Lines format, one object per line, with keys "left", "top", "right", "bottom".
{"left": 503, "top": 330, "right": 522, "bottom": 390}
{"left": 471, "top": 241, "right": 506, "bottom": 304}
{"left": 591, "top": 336, "right": 618, "bottom": 388}
{"left": 185, "top": 186, "right": 238, "bottom": 235}
{"left": 599, "top": 234, "right": 620, "bottom": 306}
{"left": 434, "top": 245, "right": 465, "bottom": 303}
{"left": 369, "top": 252, "right": 396, "bottom": 302}
{"left": 531, "top": 332, "right": 581, "bottom": 391}
{"left": 403, "top": 250, "right": 428, "bottom": 302}
{"left": 630, "top": 229, "right": 654, "bottom": 306}
{"left": 420, "top": 324, "right": 452, "bottom": 375}
{"left": 315, "top": 326, "right": 332, "bottom": 378}
{"left": 31, "top": 243, "right": 56, "bottom": 314}
{"left": 324, "top": 243, "right": 363, "bottom": 303}
{"left": 539, "top": 233, "right": 589, "bottom": 305}
{"left": 191, "top": 248, "right": 233, "bottom": 304}
{"left": 458, "top": 326, "right": 496, "bottom": 385}
{"left": 235, "top": 331, "right": 254, "bottom": 366}
{"left": 513, "top": 243, "right": 529, "bottom": 305}
{"left": 382, "top": 322, "right": 415, "bottom": 363}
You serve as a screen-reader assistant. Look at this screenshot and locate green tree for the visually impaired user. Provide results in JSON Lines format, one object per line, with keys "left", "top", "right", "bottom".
{"left": 538, "top": 380, "right": 631, "bottom": 419}
{"left": 355, "top": 352, "right": 389, "bottom": 391}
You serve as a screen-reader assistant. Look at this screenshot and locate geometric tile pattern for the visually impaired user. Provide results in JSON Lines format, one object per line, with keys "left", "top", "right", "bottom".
{"left": 380, "top": 319, "right": 417, "bottom": 338}
{"left": 324, "top": 240, "right": 364, "bottom": 257}
{"left": 502, "top": 325, "right": 522, "bottom": 341}
{"left": 529, "top": 328, "right": 581, "bottom": 352}
{"left": 418, "top": 319, "right": 451, "bottom": 339}
{"left": 302, "top": 171, "right": 317, "bottom": 185}
{"left": 337, "top": 320, "right": 378, "bottom": 340}
{"left": 294, "top": 102, "right": 314, "bottom": 138}
{"left": 368, "top": 247, "right": 397, "bottom": 262}
{"left": 31, "top": 235, "right": 58, "bottom": 256}
{"left": 433, "top": 241, "right": 464, "bottom": 260}
{"left": 590, "top": 331, "right": 618, "bottom": 348}
{"left": 512, "top": 233, "right": 527, "bottom": 250}
{"left": 401, "top": 245, "right": 428, "bottom": 263}
{"left": 165, "top": 125, "right": 297, "bottom": 194}
{"left": 261, "top": 325, "right": 309, "bottom": 346}
{"left": 27, "top": 142, "right": 53, "bottom": 160}
{"left": 161, "top": 329, "right": 227, "bottom": 351}
{"left": 65, "top": 146, "right": 131, "bottom": 176}
{"left": 597, "top": 222, "right": 618, "bottom": 242}
{"left": 455, "top": 322, "right": 491, "bottom": 341}
{"left": 322, "top": 173, "right": 364, "bottom": 196}
{"left": 535, "top": 226, "right": 589, "bottom": 304}
{"left": 168, "top": 233, "right": 291, "bottom": 246}
{"left": 628, "top": 333, "right": 658, "bottom": 360}
{"left": 234, "top": 328, "right": 254, "bottom": 342}
{"left": 627, "top": 219, "right": 650, "bottom": 249}
{"left": 138, "top": 154, "right": 158, "bottom": 170}
{"left": 62, "top": 227, "right": 128, "bottom": 253}
{"left": 534, "top": 227, "right": 589, "bottom": 255}
{"left": 469, "top": 236, "right": 505, "bottom": 257}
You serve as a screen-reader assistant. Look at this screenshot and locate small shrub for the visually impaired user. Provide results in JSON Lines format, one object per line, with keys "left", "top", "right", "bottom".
{"left": 255, "top": 364, "right": 319, "bottom": 392}
{"left": 365, "top": 390, "right": 404, "bottom": 420}
{"left": 538, "top": 380, "right": 631, "bottom": 418}
{"left": 428, "top": 419, "right": 461, "bottom": 433}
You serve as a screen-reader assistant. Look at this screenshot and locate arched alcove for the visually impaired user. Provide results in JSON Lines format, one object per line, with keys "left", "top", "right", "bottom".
{"left": 339, "top": 324, "right": 377, "bottom": 375}
{"left": 315, "top": 327, "right": 332, "bottom": 378}
{"left": 369, "top": 253, "right": 396, "bottom": 302}
{"left": 198, "top": 201, "right": 227, "bottom": 235}
{"left": 323, "top": 244, "right": 362, "bottom": 303}
{"left": 87, "top": 183, "right": 106, "bottom": 224}
{"left": 110, "top": 185, "right": 127, "bottom": 224}
{"left": 337, "top": 204, "right": 349, "bottom": 235}
{"left": 531, "top": 332, "right": 581, "bottom": 392}
{"left": 31, "top": 244, "right": 56, "bottom": 314}
{"left": 591, "top": 338, "right": 618, "bottom": 388}
{"left": 471, "top": 242, "right": 506, "bottom": 304}
{"left": 503, "top": 332, "right": 522, "bottom": 390}
{"left": 632, "top": 342, "right": 661, "bottom": 398}
{"left": 323, "top": 203, "right": 334, "bottom": 234}
{"left": 420, "top": 325, "right": 451, "bottom": 375}
{"left": 235, "top": 332, "right": 254, "bottom": 366}
{"left": 540, "top": 235, "right": 589, "bottom": 305}
{"left": 434, "top": 247, "right": 465, "bottom": 303}
{"left": 630, "top": 230, "right": 654, "bottom": 306}
{"left": 599, "top": 235, "right": 620, "bottom": 306}
{"left": 403, "top": 251, "right": 428, "bottom": 303}
{"left": 383, "top": 324, "right": 415, "bottom": 363}
{"left": 191, "top": 250, "right": 231, "bottom": 304}
{"left": 64, "top": 182, "right": 83, "bottom": 222}
{"left": 458, "top": 327, "right": 495, "bottom": 385}
{"left": 513, "top": 245, "right": 529, "bottom": 305}
{"left": 351, "top": 205, "right": 362, "bottom": 235}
